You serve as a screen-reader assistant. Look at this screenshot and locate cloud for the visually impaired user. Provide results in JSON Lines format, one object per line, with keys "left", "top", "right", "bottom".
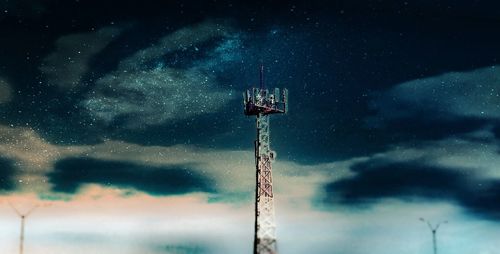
{"left": 0, "top": 124, "right": 333, "bottom": 201}
{"left": 156, "top": 243, "right": 214, "bottom": 254}
{"left": 39, "top": 26, "right": 123, "bottom": 90}
{"left": 1, "top": 126, "right": 499, "bottom": 253}
{"left": 70, "top": 140, "right": 346, "bottom": 202}
{"left": 368, "top": 66, "right": 500, "bottom": 126}
{"left": 0, "top": 157, "right": 15, "bottom": 191}
{"left": 82, "top": 20, "right": 240, "bottom": 129}
{"left": 322, "top": 132, "right": 500, "bottom": 220}
{"left": 326, "top": 160, "right": 467, "bottom": 203}
{"left": 3, "top": 186, "right": 499, "bottom": 254}
{"left": 116, "top": 20, "right": 236, "bottom": 71}
{"left": 48, "top": 157, "right": 214, "bottom": 195}
{"left": 0, "top": 77, "right": 12, "bottom": 103}
{"left": 0, "top": 124, "right": 87, "bottom": 192}
{"left": 2, "top": 121, "right": 498, "bottom": 221}
{"left": 82, "top": 68, "right": 234, "bottom": 128}
{"left": 0, "top": 189, "right": 254, "bottom": 254}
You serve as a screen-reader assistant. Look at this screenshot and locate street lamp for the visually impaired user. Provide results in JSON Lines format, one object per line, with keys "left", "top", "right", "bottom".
{"left": 419, "top": 217, "right": 448, "bottom": 254}
{"left": 9, "top": 202, "right": 50, "bottom": 254}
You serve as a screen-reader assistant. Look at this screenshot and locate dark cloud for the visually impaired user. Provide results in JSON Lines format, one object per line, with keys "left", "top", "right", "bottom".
{"left": 0, "top": 0, "right": 48, "bottom": 19}
{"left": 324, "top": 159, "right": 500, "bottom": 220}
{"left": 461, "top": 181, "right": 500, "bottom": 219}
{"left": 157, "top": 243, "right": 214, "bottom": 254}
{"left": 326, "top": 160, "right": 468, "bottom": 203}
{"left": 0, "top": 157, "right": 15, "bottom": 191}
{"left": 49, "top": 158, "right": 214, "bottom": 195}
{"left": 493, "top": 125, "right": 500, "bottom": 141}
{"left": 367, "top": 66, "right": 500, "bottom": 129}
{"left": 370, "top": 116, "right": 490, "bottom": 143}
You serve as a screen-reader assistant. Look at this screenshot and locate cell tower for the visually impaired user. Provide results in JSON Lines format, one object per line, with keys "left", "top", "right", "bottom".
{"left": 243, "top": 65, "right": 288, "bottom": 254}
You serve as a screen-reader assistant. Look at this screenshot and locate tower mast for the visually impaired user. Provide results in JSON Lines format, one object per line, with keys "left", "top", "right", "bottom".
{"left": 244, "top": 65, "right": 288, "bottom": 254}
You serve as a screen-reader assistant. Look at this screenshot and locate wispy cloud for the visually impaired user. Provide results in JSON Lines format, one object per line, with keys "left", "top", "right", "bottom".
{"left": 82, "top": 20, "right": 240, "bottom": 129}
{"left": 368, "top": 66, "right": 500, "bottom": 127}
{"left": 0, "top": 77, "right": 12, "bottom": 103}
{"left": 39, "top": 26, "right": 123, "bottom": 90}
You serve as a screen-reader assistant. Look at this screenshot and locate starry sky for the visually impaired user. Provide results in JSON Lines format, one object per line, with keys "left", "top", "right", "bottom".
{"left": 1, "top": 0, "right": 500, "bottom": 253}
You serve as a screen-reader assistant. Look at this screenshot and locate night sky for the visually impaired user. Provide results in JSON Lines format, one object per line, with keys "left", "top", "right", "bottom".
{"left": 1, "top": 1, "right": 500, "bottom": 253}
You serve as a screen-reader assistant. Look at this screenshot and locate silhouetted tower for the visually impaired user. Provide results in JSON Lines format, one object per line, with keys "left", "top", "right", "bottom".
{"left": 243, "top": 65, "right": 288, "bottom": 254}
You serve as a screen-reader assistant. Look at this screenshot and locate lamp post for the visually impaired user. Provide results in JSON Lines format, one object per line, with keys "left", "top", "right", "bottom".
{"left": 9, "top": 202, "right": 50, "bottom": 254}
{"left": 419, "top": 218, "right": 447, "bottom": 254}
